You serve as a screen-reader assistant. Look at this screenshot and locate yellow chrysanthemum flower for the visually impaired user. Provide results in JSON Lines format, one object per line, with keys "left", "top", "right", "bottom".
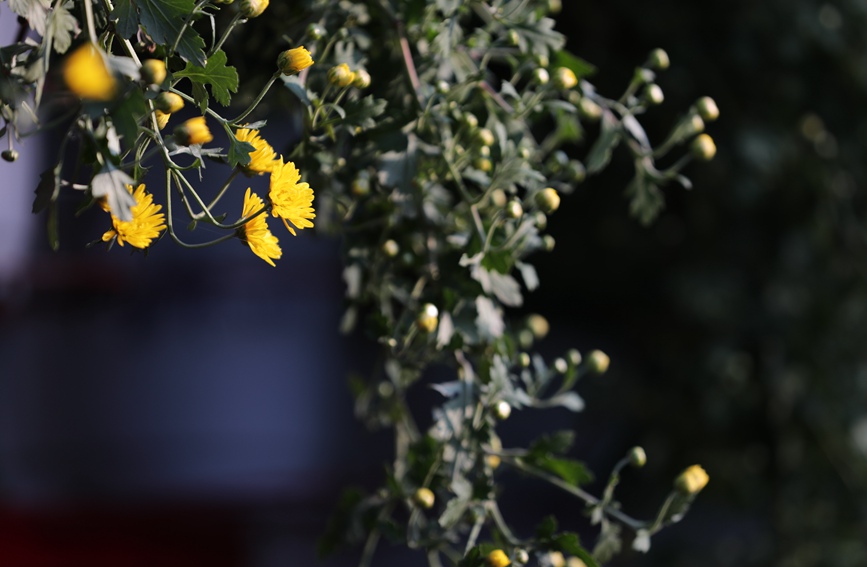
{"left": 235, "top": 128, "right": 279, "bottom": 174}
{"left": 277, "top": 46, "right": 314, "bottom": 75}
{"left": 101, "top": 184, "right": 166, "bottom": 249}
{"left": 269, "top": 159, "right": 315, "bottom": 235}
{"left": 63, "top": 43, "right": 117, "bottom": 101}
{"left": 239, "top": 188, "right": 282, "bottom": 266}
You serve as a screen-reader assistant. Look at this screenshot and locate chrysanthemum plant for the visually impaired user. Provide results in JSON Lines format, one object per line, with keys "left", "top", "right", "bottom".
{"left": 1, "top": 0, "right": 716, "bottom": 564}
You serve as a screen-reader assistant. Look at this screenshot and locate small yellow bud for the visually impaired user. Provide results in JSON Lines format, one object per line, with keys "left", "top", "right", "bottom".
{"left": 239, "top": 0, "right": 268, "bottom": 18}
{"left": 687, "top": 114, "right": 705, "bottom": 136}
{"left": 566, "top": 558, "right": 587, "bottom": 567}
{"left": 382, "top": 239, "right": 399, "bottom": 257}
{"left": 494, "top": 400, "right": 512, "bottom": 420}
{"left": 417, "top": 303, "right": 439, "bottom": 333}
{"left": 487, "top": 549, "right": 511, "bottom": 567}
{"left": 553, "top": 67, "right": 578, "bottom": 90}
{"left": 140, "top": 59, "right": 166, "bottom": 86}
{"left": 353, "top": 69, "right": 371, "bottom": 89}
{"left": 533, "top": 67, "right": 550, "bottom": 85}
{"left": 328, "top": 63, "right": 354, "bottom": 87}
{"left": 490, "top": 188, "right": 507, "bottom": 207}
{"left": 518, "top": 352, "right": 531, "bottom": 367}
{"left": 674, "top": 464, "right": 709, "bottom": 495}
{"left": 461, "top": 112, "right": 479, "bottom": 129}
{"left": 644, "top": 83, "right": 664, "bottom": 105}
{"left": 174, "top": 116, "right": 213, "bottom": 146}
{"left": 535, "top": 187, "right": 560, "bottom": 214}
{"left": 567, "top": 349, "right": 582, "bottom": 366}
{"left": 412, "top": 487, "right": 435, "bottom": 509}
{"left": 526, "top": 314, "right": 549, "bottom": 339}
{"left": 586, "top": 350, "right": 610, "bottom": 374}
{"left": 548, "top": 551, "right": 566, "bottom": 567}
{"left": 154, "top": 92, "right": 184, "bottom": 114}
{"left": 475, "top": 157, "right": 493, "bottom": 172}
{"left": 486, "top": 434, "right": 503, "bottom": 469}
{"left": 277, "top": 46, "right": 314, "bottom": 75}
{"left": 647, "top": 48, "right": 670, "bottom": 70}
{"left": 63, "top": 43, "right": 117, "bottom": 101}
{"left": 476, "top": 128, "right": 495, "bottom": 147}
{"left": 629, "top": 446, "right": 647, "bottom": 468}
{"left": 691, "top": 133, "right": 717, "bottom": 161}
{"left": 696, "top": 96, "right": 719, "bottom": 122}
{"left": 542, "top": 235, "right": 556, "bottom": 251}
{"left": 506, "top": 200, "right": 523, "bottom": 219}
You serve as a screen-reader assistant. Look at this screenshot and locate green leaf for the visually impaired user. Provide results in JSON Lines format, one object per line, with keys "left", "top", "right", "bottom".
{"left": 553, "top": 50, "right": 597, "bottom": 79}
{"left": 46, "top": 2, "right": 79, "bottom": 54}
{"left": 110, "top": 88, "right": 147, "bottom": 146}
{"left": 174, "top": 50, "right": 238, "bottom": 108}
{"left": 227, "top": 133, "right": 254, "bottom": 168}
{"left": 110, "top": 0, "right": 139, "bottom": 38}
{"left": 282, "top": 75, "right": 312, "bottom": 106}
{"left": 91, "top": 165, "right": 137, "bottom": 222}
{"left": 538, "top": 456, "right": 594, "bottom": 486}
{"left": 32, "top": 162, "right": 61, "bottom": 214}
{"left": 317, "top": 487, "right": 365, "bottom": 558}
{"left": 136, "top": 0, "right": 206, "bottom": 66}
{"left": 8, "top": 0, "right": 50, "bottom": 35}
{"left": 528, "top": 431, "right": 575, "bottom": 457}
{"left": 586, "top": 109, "right": 622, "bottom": 174}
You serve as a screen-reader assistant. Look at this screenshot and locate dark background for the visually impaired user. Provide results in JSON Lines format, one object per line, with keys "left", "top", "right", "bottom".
{"left": 2, "top": 1, "right": 867, "bottom": 566}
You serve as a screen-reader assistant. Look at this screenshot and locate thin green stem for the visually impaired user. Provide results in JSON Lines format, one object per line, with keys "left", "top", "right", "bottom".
{"left": 230, "top": 72, "right": 281, "bottom": 125}
{"left": 210, "top": 12, "right": 244, "bottom": 56}
{"left": 207, "top": 168, "right": 241, "bottom": 209}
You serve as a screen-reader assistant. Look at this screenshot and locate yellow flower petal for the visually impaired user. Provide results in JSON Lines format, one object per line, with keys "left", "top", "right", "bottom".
{"left": 269, "top": 159, "right": 315, "bottom": 235}
{"left": 63, "top": 43, "right": 117, "bottom": 101}
{"left": 239, "top": 188, "right": 282, "bottom": 266}
{"left": 235, "top": 128, "right": 279, "bottom": 174}
{"left": 102, "top": 184, "right": 166, "bottom": 249}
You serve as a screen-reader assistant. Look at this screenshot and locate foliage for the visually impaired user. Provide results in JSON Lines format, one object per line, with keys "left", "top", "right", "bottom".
{"left": 0, "top": 0, "right": 718, "bottom": 564}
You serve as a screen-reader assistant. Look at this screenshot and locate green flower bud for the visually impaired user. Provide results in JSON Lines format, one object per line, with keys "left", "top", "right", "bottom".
{"left": 140, "top": 59, "right": 166, "bottom": 86}
{"left": 306, "top": 23, "right": 325, "bottom": 40}
{"left": 353, "top": 69, "right": 371, "bottom": 89}
{"left": 691, "top": 133, "right": 717, "bottom": 161}
{"left": 382, "top": 239, "right": 399, "bottom": 257}
{"left": 644, "top": 83, "right": 664, "bottom": 105}
{"left": 514, "top": 549, "right": 530, "bottom": 565}
{"left": 567, "top": 160, "right": 586, "bottom": 183}
{"left": 506, "top": 199, "right": 523, "bottom": 219}
{"left": 535, "top": 187, "right": 561, "bottom": 214}
{"left": 553, "top": 66, "right": 578, "bottom": 90}
{"left": 629, "top": 446, "right": 647, "bottom": 468}
{"left": 542, "top": 234, "right": 556, "bottom": 251}
{"left": 494, "top": 400, "right": 512, "bottom": 420}
{"left": 553, "top": 357, "right": 568, "bottom": 374}
{"left": 547, "top": 0, "right": 562, "bottom": 14}
{"left": 154, "top": 91, "right": 184, "bottom": 114}
{"left": 413, "top": 487, "right": 436, "bottom": 509}
{"left": 474, "top": 157, "right": 493, "bottom": 172}
{"left": 647, "top": 48, "right": 670, "bottom": 70}
{"left": 533, "top": 211, "right": 547, "bottom": 230}
{"left": 533, "top": 67, "right": 550, "bottom": 85}
{"left": 507, "top": 30, "right": 520, "bottom": 46}
{"left": 534, "top": 53, "right": 550, "bottom": 68}
{"left": 417, "top": 303, "right": 439, "bottom": 333}
{"left": 476, "top": 128, "right": 495, "bottom": 147}
{"left": 696, "top": 96, "right": 719, "bottom": 121}
{"left": 518, "top": 352, "right": 531, "bottom": 367}
{"left": 567, "top": 348, "right": 582, "bottom": 366}
{"left": 578, "top": 97, "right": 603, "bottom": 121}
{"left": 239, "top": 0, "right": 268, "bottom": 18}
{"left": 526, "top": 313, "right": 549, "bottom": 339}
{"left": 436, "top": 80, "right": 450, "bottom": 95}
{"left": 461, "top": 112, "right": 479, "bottom": 129}
{"left": 490, "top": 188, "right": 507, "bottom": 207}
{"left": 586, "top": 349, "right": 610, "bottom": 374}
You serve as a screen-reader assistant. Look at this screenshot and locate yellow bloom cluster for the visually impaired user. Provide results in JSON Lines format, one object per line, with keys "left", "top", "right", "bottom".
{"left": 101, "top": 184, "right": 166, "bottom": 249}
{"left": 269, "top": 159, "right": 316, "bottom": 236}
{"left": 63, "top": 43, "right": 117, "bottom": 101}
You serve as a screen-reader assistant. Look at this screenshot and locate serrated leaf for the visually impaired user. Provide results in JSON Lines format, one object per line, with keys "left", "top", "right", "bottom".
{"left": 174, "top": 50, "right": 238, "bottom": 107}
{"left": 110, "top": 0, "right": 139, "bottom": 38}
{"left": 46, "top": 2, "right": 79, "bottom": 54}
{"left": 136, "top": 0, "right": 206, "bottom": 66}
{"left": 110, "top": 88, "right": 147, "bottom": 145}
{"left": 91, "top": 165, "right": 137, "bottom": 222}
{"left": 475, "top": 295, "right": 504, "bottom": 341}
{"left": 516, "top": 261, "right": 539, "bottom": 291}
{"left": 227, "top": 133, "right": 254, "bottom": 168}
{"left": 538, "top": 456, "right": 594, "bottom": 486}
{"left": 8, "top": 0, "right": 49, "bottom": 35}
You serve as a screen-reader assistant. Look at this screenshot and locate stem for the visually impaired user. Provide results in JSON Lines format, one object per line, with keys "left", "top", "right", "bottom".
{"left": 207, "top": 168, "right": 241, "bottom": 209}
{"left": 165, "top": 170, "right": 236, "bottom": 248}
{"left": 83, "top": 0, "right": 99, "bottom": 45}
{"left": 210, "top": 12, "right": 244, "bottom": 56}
{"left": 230, "top": 72, "right": 281, "bottom": 125}
{"left": 486, "top": 500, "right": 520, "bottom": 545}
{"left": 170, "top": 0, "right": 209, "bottom": 59}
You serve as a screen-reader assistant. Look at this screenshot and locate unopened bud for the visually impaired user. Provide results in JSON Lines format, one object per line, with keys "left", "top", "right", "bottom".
{"left": 518, "top": 352, "right": 531, "bottom": 367}
{"left": 239, "top": 0, "right": 268, "bottom": 18}
{"left": 695, "top": 96, "right": 719, "bottom": 121}
{"left": 586, "top": 349, "right": 610, "bottom": 374}
{"left": 475, "top": 157, "right": 493, "bottom": 172}
{"left": 494, "top": 400, "right": 512, "bottom": 420}
{"left": 567, "top": 160, "right": 586, "bottom": 183}
{"left": 535, "top": 187, "right": 560, "bottom": 213}
{"left": 306, "top": 23, "right": 325, "bottom": 40}
{"left": 674, "top": 464, "right": 709, "bottom": 495}
{"left": 382, "top": 239, "right": 399, "bottom": 257}
{"left": 476, "top": 128, "right": 495, "bottom": 147}
{"left": 647, "top": 48, "right": 670, "bottom": 70}
{"left": 486, "top": 549, "right": 511, "bottom": 567}
{"left": 553, "top": 67, "right": 578, "bottom": 90}
{"left": 578, "top": 97, "right": 602, "bottom": 121}
{"left": 140, "top": 59, "right": 166, "bottom": 85}
{"left": 514, "top": 549, "right": 530, "bottom": 565}
{"left": 629, "top": 446, "right": 647, "bottom": 468}
{"left": 490, "top": 188, "right": 507, "bottom": 207}
{"left": 353, "top": 69, "right": 371, "bottom": 89}
{"left": 155, "top": 91, "right": 184, "bottom": 114}
{"left": 173, "top": 116, "right": 212, "bottom": 146}
{"left": 413, "top": 487, "right": 436, "bottom": 509}
{"left": 567, "top": 348, "right": 582, "bottom": 366}
{"left": 506, "top": 200, "right": 523, "bottom": 219}
{"left": 417, "top": 303, "right": 439, "bottom": 333}
{"left": 328, "top": 63, "right": 354, "bottom": 87}
{"left": 461, "top": 112, "right": 479, "bottom": 129}
{"left": 277, "top": 46, "right": 314, "bottom": 75}
{"left": 644, "top": 83, "right": 664, "bottom": 105}
{"left": 526, "top": 314, "right": 549, "bottom": 339}
{"left": 553, "top": 357, "right": 568, "bottom": 374}
{"left": 691, "top": 133, "right": 716, "bottom": 161}
{"left": 533, "top": 67, "right": 550, "bottom": 86}
{"left": 542, "top": 234, "right": 556, "bottom": 251}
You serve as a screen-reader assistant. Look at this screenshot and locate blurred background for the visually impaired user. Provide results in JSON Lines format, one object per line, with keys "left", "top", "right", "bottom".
{"left": 2, "top": 0, "right": 867, "bottom": 565}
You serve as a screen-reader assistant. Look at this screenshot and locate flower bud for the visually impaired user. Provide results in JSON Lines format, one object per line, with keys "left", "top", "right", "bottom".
{"left": 526, "top": 314, "right": 549, "bottom": 339}
{"left": 436, "top": 80, "right": 450, "bottom": 95}
{"left": 647, "top": 48, "right": 670, "bottom": 70}
{"left": 686, "top": 114, "right": 705, "bottom": 136}
{"left": 173, "top": 116, "right": 213, "bottom": 146}
{"left": 506, "top": 200, "right": 523, "bottom": 219}
{"left": 534, "top": 53, "right": 549, "bottom": 68}
{"left": 535, "top": 187, "right": 560, "bottom": 213}
{"left": 514, "top": 549, "right": 530, "bottom": 565}
{"left": 486, "top": 434, "right": 503, "bottom": 469}
{"left": 542, "top": 234, "right": 556, "bottom": 251}
{"left": 553, "top": 67, "right": 578, "bottom": 90}
{"left": 239, "top": 0, "right": 268, "bottom": 18}
{"left": 154, "top": 91, "right": 184, "bottom": 114}
{"left": 306, "top": 23, "right": 325, "bottom": 40}
{"left": 533, "top": 67, "right": 550, "bottom": 86}
{"left": 494, "top": 400, "right": 512, "bottom": 420}
{"left": 553, "top": 357, "right": 568, "bottom": 374}
{"left": 586, "top": 349, "right": 610, "bottom": 374}
{"left": 674, "top": 464, "right": 709, "bottom": 495}
{"left": 691, "top": 133, "right": 716, "bottom": 161}
{"left": 578, "top": 97, "right": 602, "bottom": 121}
{"left": 547, "top": 0, "right": 562, "bottom": 14}
{"left": 140, "top": 59, "right": 166, "bottom": 86}
{"left": 566, "top": 558, "right": 587, "bottom": 567}
{"left": 277, "top": 46, "right": 314, "bottom": 75}
{"left": 417, "top": 303, "right": 439, "bottom": 333}
{"left": 644, "top": 83, "right": 664, "bottom": 105}
{"left": 487, "top": 549, "right": 511, "bottom": 567}
{"left": 507, "top": 30, "right": 520, "bottom": 46}
{"left": 695, "top": 96, "right": 719, "bottom": 122}
{"left": 518, "top": 352, "right": 531, "bottom": 367}
{"left": 548, "top": 551, "right": 565, "bottom": 567}
{"left": 1, "top": 149, "right": 18, "bottom": 162}
{"left": 533, "top": 211, "right": 547, "bottom": 230}
{"left": 412, "top": 487, "right": 436, "bottom": 509}
{"left": 328, "top": 63, "right": 354, "bottom": 87}
{"left": 382, "top": 239, "right": 399, "bottom": 257}
{"left": 461, "top": 112, "right": 479, "bottom": 129}
{"left": 353, "top": 69, "right": 371, "bottom": 89}
{"left": 490, "top": 188, "right": 507, "bottom": 207}
{"left": 629, "top": 446, "right": 647, "bottom": 468}
{"left": 567, "top": 348, "right": 582, "bottom": 366}
{"left": 476, "top": 128, "right": 495, "bottom": 147}
{"left": 474, "top": 157, "right": 492, "bottom": 172}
